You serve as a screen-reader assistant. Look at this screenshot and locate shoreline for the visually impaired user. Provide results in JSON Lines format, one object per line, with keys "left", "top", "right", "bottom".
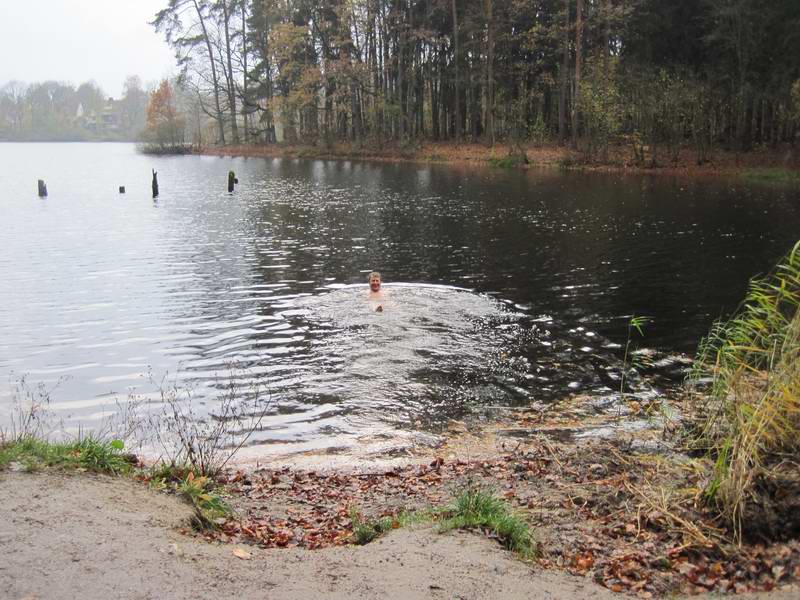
{"left": 4, "top": 397, "right": 800, "bottom": 597}
{"left": 195, "top": 141, "right": 800, "bottom": 180}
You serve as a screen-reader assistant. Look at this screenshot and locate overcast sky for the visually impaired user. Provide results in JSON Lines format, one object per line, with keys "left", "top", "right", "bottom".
{"left": 0, "top": 0, "right": 176, "bottom": 97}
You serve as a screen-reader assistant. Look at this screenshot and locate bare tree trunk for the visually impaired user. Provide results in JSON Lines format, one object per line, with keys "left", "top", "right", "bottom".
{"left": 431, "top": 42, "right": 443, "bottom": 140}
{"left": 192, "top": 0, "right": 225, "bottom": 144}
{"left": 261, "top": 5, "right": 275, "bottom": 143}
{"left": 571, "top": 0, "right": 583, "bottom": 149}
{"left": 367, "top": 2, "right": 378, "bottom": 138}
{"left": 484, "top": 0, "right": 495, "bottom": 146}
{"left": 343, "top": 7, "right": 363, "bottom": 142}
{"left": 452, "top": 0, "right": 461, "bottom": 141}
{"left": 397, "top": 4, "right": 406, "bottom": 139}
{"left": 558, "top": 0, "right": 569, "bottom": 144}
{"left": 241, "top": 0, "right": 249, "bottom": 143}
{"left": 220, "top": 0, "right": 240, "bottom": 144}
{"left": 380, "top": 2, "right": 390, "bottom": 138}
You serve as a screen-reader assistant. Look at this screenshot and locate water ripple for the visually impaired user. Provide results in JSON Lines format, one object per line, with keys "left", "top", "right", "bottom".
{"left": 2, "top": 143, "right": 799, "bottom": 455}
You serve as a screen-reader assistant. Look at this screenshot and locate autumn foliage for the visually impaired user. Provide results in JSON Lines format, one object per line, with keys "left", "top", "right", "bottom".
{"left": 143, "top": 79, "right": 185, "bottom": 150}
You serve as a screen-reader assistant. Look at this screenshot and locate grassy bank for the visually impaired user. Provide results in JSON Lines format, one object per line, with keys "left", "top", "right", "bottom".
{"left": 0, "top": 436, "right": 132, "bottom": 474}
{"left": 741, "top": 167, "right": 800, "bottom": 184}
{"left": 0, "top": 435, "right": 232, "bottom": 530}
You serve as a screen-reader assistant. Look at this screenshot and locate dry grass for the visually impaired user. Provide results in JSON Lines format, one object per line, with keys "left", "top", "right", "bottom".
{"left": 691, "top": 241, "right": 800, "bottom": 539}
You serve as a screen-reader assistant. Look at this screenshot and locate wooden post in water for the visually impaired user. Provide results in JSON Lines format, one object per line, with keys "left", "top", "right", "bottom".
{"left": 37, "top": 180, "right": 48, "bottom": 197}
{"left": 151, "top": 170, "right": 159, "bottom": 198}
{"left": 227, "top": 170, "right": 238, "bottom": 193}
{"left": 119, "top": 186, "right": 126, "bottom": 194}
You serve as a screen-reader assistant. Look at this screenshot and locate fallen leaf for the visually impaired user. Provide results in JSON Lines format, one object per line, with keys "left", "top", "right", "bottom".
{"left": 233, "top": 547, "right": 252, "bottom": 560}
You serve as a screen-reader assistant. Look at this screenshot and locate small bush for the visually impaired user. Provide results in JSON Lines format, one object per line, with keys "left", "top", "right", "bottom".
{"left": 178, "top": 470, "right": 231, "bottom": 530}
{"left": 145, "top": 462, "right": 194, "bottom": 487}
{"left": 557, "top": 154, "right": 584, "bottom": 169}
{"left": 146, "top": 368, "right": 271, "bottom": 477}
{"left": 136, "top": 143, "right": 194, "bottom": 156}
{"left": 487, "top": 155, "right": 526, "bottom": 169}
{"left": 3, "top": 375, "right": 65, "bottom": 441}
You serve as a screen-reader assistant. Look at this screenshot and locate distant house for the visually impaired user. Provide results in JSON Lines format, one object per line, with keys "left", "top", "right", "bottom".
{"left": 75, "top": 97, "right": 123, "bottom": 137}
{"left": 99, "top": 97, "right": 122, "bottom": 132}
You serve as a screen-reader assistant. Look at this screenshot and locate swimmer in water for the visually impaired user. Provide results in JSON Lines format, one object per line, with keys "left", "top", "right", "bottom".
{"left": 368, "top": 271, "right": 385, "bottom": 312}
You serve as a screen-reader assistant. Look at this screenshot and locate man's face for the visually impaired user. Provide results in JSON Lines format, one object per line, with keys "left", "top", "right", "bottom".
{"left": 369, "top": 275, "right": 381, "bottom": 292}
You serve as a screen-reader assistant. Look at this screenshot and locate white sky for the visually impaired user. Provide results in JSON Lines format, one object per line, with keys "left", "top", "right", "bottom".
{"left": 0, "top": 0, "right": 177, "bottom": 97}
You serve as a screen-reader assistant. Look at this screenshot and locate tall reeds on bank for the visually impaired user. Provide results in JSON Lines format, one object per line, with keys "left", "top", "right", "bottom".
{"left": 691, "top": 241, "right": 800, "bottom": 539}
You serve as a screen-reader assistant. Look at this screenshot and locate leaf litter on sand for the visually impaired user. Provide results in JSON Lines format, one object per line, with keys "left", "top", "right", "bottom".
{"left": 174, "top": 422, "right": 800, "bottom": 597}
{"left": 146, "top": 386, "right": 799, "bottom": 597}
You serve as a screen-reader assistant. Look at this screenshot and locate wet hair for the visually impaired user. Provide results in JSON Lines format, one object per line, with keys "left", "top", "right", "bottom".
{"left": 368, "top": 271, "right": 381, "bottom": 281}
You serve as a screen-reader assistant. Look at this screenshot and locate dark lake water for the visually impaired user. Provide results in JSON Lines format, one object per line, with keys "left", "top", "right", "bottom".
{"left": 1, "top": 143, "right": 799, "bottom": 456}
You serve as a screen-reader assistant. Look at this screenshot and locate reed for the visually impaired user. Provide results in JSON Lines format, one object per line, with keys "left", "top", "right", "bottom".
{"left": 690, "top": 241, "right": 800, "bottom": 539}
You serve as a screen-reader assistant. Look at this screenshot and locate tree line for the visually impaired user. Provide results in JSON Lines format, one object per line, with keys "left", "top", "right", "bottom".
{"left": 152, "top": 0, "right": 800, "bottom": 161}
{"left": 0, "top": 77, "right": 149, "bottom": 142}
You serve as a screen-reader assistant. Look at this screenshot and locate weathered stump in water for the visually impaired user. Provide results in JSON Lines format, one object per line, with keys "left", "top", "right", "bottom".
{"left": 151, "top": 170, "right": 159, "bottom": 198}
{"left": 37, "top": 180, "right": 48, "bottom": 197}
{"left": 119, "top": 186, "right": 126, "bottom": 194}
{"left": 228, "top": 171, "right": 238, "bottom": 193}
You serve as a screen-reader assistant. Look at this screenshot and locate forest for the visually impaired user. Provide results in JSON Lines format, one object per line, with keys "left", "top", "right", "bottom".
{"left": 147, "top": 0, "right": 800, "bottom": 163}
{"left": 0, "top": 77, "right": 148, "bottom": 142}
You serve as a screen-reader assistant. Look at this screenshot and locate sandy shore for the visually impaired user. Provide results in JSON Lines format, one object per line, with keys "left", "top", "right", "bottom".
{"left": 3, "top": 397, "right": 799, "bottom": 598}
{"left": 0, "top": 470, "right": 615, "bottom": 600}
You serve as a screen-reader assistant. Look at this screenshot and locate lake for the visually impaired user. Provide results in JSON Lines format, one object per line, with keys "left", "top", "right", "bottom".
{"left": 1, "top": 143, "right": 798, "bottom": 456}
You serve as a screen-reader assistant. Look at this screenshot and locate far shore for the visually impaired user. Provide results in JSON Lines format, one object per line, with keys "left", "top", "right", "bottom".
{"left": 195, "top": 140, "right": 800, "bottom": 180}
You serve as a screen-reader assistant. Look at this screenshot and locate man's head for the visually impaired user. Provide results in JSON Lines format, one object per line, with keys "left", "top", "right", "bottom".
{"left": 368, "top": 271, "right": 381, "bottom": 292}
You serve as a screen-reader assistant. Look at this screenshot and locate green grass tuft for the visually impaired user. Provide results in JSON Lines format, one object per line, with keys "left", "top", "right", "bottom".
{"left": 395, "top": 508, "right": 437, "bottom": 527}
{"left": 741, "top": 168, "right": 800, "bottom": 185}
{"left": 72, "top": 438, "right": 132, "bottom": 474}
{"left": 487, "top": 155, "right": 526, "bottom": 169}
{"left": 347, "top": 492, "right": 536, "bottom": 558}
{"left": 349, "top": 508, "right": 396, "bottom": 545}
{"left": 438, "top": 486, "right": 537, "bottom": 559}
{"left": 0, "top": 436, "right": 131, "bottom": 474}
